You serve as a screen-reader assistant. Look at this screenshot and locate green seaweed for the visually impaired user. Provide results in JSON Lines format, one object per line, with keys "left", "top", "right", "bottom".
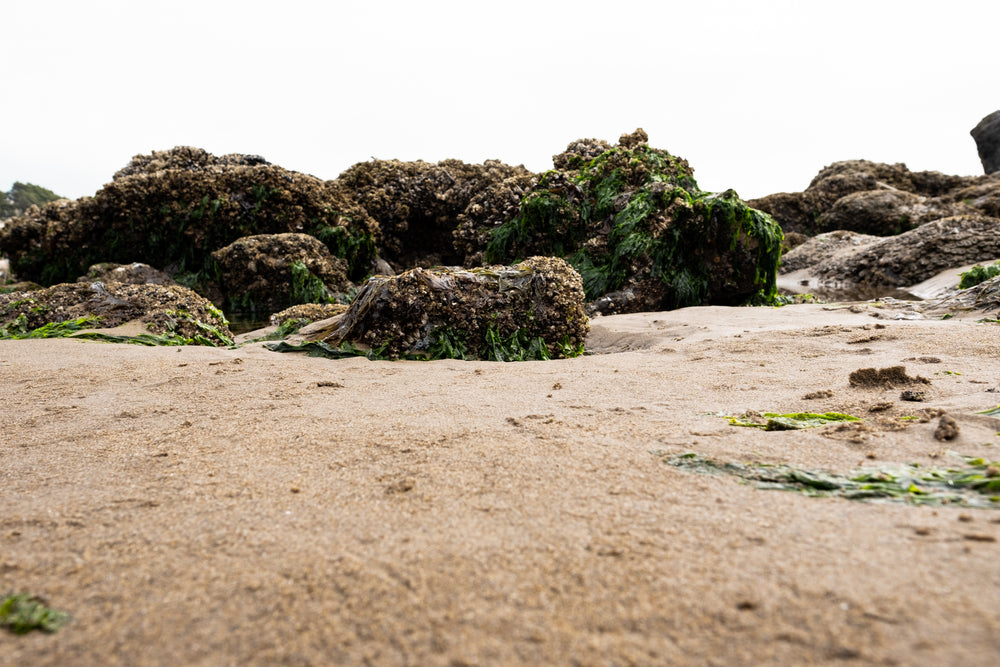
{"left": 311, "top": 223, "right": 377, "bottom": 282}
{"left": 289, "top": 260, "right": 336, "bottom": 306}
{"left": 0, "top": 594, "right": 70, "bottom": 634}
{"left": 978, "top": 405, "right": 1000, "bottom": 417}
{"left": 958, "top": 261, "right": 1000, "bottom": 289}
{"left": 0, "top": 315, "right": 100, "bottom": 339}
{"left": 264, "top": 323, "right": 574, "bottom": 363}
{"left": 723, "top": 411, "right": 861, "bottom": 431}
{"left": 0, "top": 310, "right": 231, "bottom": 347}
{"left": 663, "top": 452, "right": 1000, "bottom": 508}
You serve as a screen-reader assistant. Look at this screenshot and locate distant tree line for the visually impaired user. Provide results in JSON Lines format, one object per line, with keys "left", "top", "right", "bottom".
{"left": 1, "top": 182, "right": 62, "bottom": 219}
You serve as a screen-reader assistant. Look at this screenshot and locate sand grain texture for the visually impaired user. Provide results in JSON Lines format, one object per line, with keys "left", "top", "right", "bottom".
{"left": 2, "top": 304, "right": 999, "bottom": 665}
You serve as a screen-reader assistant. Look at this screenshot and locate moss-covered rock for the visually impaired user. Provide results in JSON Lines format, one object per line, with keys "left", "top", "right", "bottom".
{"left": 296, "top": 256, "right": 588, "bottom": 360}
{"left": 211, "top": 233, "right": 351, "bottom": 315}
{"left": 0, "top": 147, "right": 378, "bottom": 289}
{"left": 473, "top": 130, "right": 782, "bottom": 313}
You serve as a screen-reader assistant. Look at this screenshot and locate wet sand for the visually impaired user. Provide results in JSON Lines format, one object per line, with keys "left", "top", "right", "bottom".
{"left": 2, "top": 303, "right": 999, "bottom": 665}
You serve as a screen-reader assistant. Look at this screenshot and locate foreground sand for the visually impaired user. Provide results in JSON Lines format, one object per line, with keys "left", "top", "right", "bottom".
{"left": 2, "top": 303, "right": 998, "bottom": 665}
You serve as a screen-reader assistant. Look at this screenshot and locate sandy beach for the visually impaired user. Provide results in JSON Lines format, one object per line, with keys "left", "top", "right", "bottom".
{"left": 2, "top": 303, "right": 999, "bottom": 665}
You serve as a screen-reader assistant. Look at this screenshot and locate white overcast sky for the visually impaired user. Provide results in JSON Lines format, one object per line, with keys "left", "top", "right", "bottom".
{"left": 2, "top": 0, "right": 997, "bottom": 202}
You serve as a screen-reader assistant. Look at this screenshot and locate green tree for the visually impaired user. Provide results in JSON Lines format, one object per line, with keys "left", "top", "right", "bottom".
{"left": 1, "top": 182, "right": 62, "bottom": 218}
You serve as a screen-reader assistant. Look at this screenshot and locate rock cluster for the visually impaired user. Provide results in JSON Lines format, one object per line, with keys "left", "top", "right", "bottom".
{"left": 0, "top": 132, "right": 784, "bottom": 339}
{"left": 750, "top": 160, "right": 996, "bottom": 237}
{"left": 0, "top": 146, "right": 377, "bottom": 289}
{"left": 752, "top": 157, "right": 1000, "bottom": 297}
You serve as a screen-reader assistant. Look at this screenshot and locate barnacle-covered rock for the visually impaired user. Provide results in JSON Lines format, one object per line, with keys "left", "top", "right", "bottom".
{"left": 479, "top": 130, "right": 782, "bottom": 313}
{"left": 335, "top": 158, "right": 531, "bottom": 269}
{"left": 211, "top": 233, "right": 351, "bottom": 314}
{"left": 76, "top": 262, "right": 177, "bottom": 286}
{"left": 453, "top": 172, "right": 537, "bottom": 266}
{"left": 0, "top": 281, "right": 233, "bottom": 345}
{"left": 299, "top": 256, "right": 588, "bottom": 360}
{"left": 269, "top": 302, "right": 349, "bottom": 327}
{"left": 0, "top": 147, "right": 378, "bottom": 290}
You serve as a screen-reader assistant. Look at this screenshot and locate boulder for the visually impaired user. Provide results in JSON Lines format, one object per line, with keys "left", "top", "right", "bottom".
{"left": 463, "top": 130, "right": 783, "bottom": 313}
{"left": 211, "top": 233, "right": 351, "bottom": 314}
{"left": 76, "top": 262, "right": 177, "bottom": 286}
{"left": 750, "top": 160, "right": 986, "bottom": 236}
{"left": 0, "top": 281, "right": 233, "bottom": 345}
{"left": 0, "top": 146, "right": 378, "bottom": 290}
{"left": 297, "top": 256, "right": 589, "bottom": 360}
{"left": 335, "top": 158, "right": 531, "bottom": 270}
{"left": 971, "top": 110, "right": 1000, "bottom": 175}
{"left": 780, "top": 214, "right": 1000, "bottom": 290}
{"left": 817, "top": 189, "right": 966, "bottom": 236}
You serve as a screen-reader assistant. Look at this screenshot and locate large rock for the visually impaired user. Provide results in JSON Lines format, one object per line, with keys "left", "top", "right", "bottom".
{"left": 0, "top": 147, "right": 378, "bottom": 289}
{"left": 211, "top": 233, "right": 351, "bottom": 314}
{"left": 0, "top": 281, "right": 233, "bottom": 345}
{"left": 817, "top": 189, "right": 965, "bottom": 236}
{"left": 780, "top": 214, "right": 1000, "bottom": 290}
{"left": 298, "top": 256, "right": 589, "bottom": 360}
{"left": 458, "top": 129, "right": 783, "bottom": 314}
{"left": 335, "top": 158, "right": 531, "bottom": 270}
{"left": 750, "top": 160, "right": 985, "bottom": 236}
{"left": 971, "top": 110, "right": 1000, "bottom": 175}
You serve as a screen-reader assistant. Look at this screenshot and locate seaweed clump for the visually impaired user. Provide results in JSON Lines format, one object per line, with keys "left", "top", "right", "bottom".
{"left": 280, "top": 256, "right": 588, "bottom": 361}
{"left": 474, "top": 129, "right": 783, "bottom": 314}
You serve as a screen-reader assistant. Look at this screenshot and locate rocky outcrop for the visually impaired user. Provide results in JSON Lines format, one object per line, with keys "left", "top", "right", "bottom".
{"left": 297, "top": 256, "right": 589, "bottom": 360}
{"left": 76, "top": 262, "right": 177, "bottom": 286}
{"left": 780, "top": 215, "right": 1000, "bottom": 289}
{"left": 0, "top": 281, "right": 233, "bottom": 345}
{"left": 750, "top": 160, "right": 992, "bottom": 236}
{"left": 971, "top": 111, "right": 1000, "bottom": 175}
{"left": 817, "top": 189, "right": 966, "bottom": 236}
{"left": 0, "top": 146, "right": 378, "bottom": 289}
{"left": 211, "top": 233, "right": 351, "bottom": 314}
{"left": 1, "top": 136, "right": 783, "bottom": 318}
{"left": 464, "top": 129, "right": 783, "bottom": 314}
{"left": 335, "top": 158, "right": 531, "bottom": 270}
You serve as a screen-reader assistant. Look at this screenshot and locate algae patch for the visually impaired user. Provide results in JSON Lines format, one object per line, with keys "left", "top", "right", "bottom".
{"left": 662, "top": 452, "right": 1000, "bottom": 508}
{"left": 722, "top": 411, "right": 861, "bottom": 431}
{"left": 0, "top": 594, "right": 70, "bottom": 634}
